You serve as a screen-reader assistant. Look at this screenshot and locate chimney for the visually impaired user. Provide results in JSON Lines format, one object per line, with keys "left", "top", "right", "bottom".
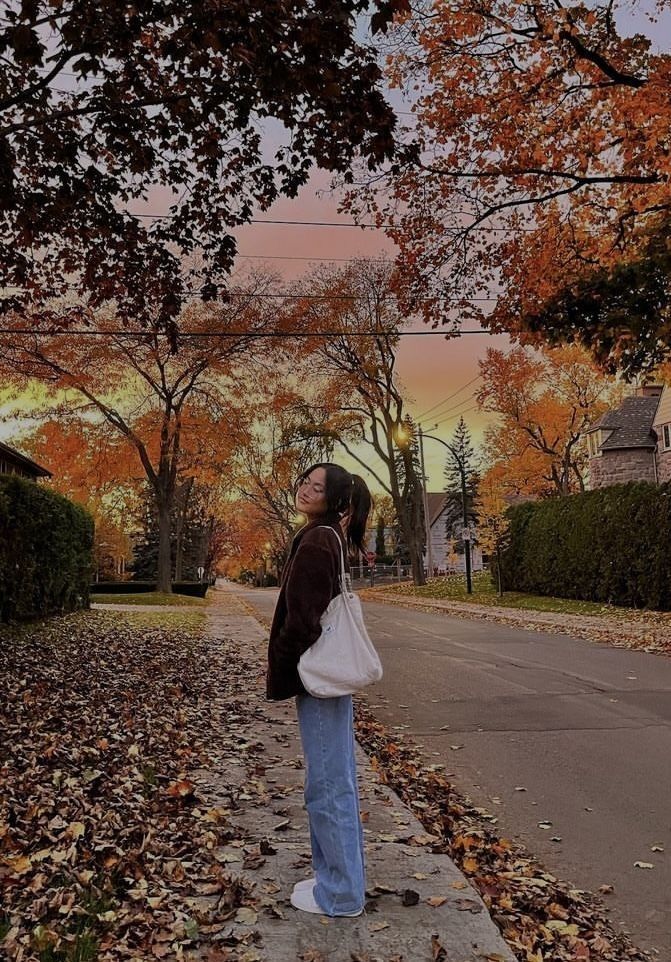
{"left": 635, "top": 384, "right": 663, "bottom": 398}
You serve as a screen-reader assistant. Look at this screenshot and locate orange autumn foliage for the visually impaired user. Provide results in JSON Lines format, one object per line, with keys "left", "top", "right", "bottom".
{"left": 355, "top": 0, "right": 671, "bottom": 361}
{"left": 478, "top": 344, "right": 617, "bottom": 495}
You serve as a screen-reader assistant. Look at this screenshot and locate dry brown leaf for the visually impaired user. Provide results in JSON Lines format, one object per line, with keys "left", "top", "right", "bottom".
{"left": 431, "top": 933, "right": 447, "bottom": 962}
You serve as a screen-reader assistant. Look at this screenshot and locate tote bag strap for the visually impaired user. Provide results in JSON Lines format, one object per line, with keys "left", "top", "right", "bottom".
{"left": 316, "top": 525, "right": 351, "bottom": 592}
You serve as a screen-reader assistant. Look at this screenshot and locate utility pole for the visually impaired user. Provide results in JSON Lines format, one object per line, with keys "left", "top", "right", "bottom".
{"left": 418, "top": 425, "right": 433, "bottom": 579}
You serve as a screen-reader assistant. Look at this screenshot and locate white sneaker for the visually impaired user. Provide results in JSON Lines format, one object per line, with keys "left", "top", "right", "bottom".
{"left": 290, "top": 884, "right": 364, "bottom": 917}
{"left": 292, "top": 876, "right": 316, "bottom": 894}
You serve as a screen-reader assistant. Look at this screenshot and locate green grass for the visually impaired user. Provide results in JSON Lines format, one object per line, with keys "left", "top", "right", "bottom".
{"left": 114, "top": 608, "right": 208, "bottom": 631}
{"left": 377, "top": 570, "right": 652, "bottom": 619}
{"left": 91, "top": 591, "right": 207, "bottom": 606}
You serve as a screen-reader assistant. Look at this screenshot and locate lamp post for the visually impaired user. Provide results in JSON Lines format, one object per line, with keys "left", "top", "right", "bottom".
{"left": 420, "top": 431, "right": 473, "bottom": 595}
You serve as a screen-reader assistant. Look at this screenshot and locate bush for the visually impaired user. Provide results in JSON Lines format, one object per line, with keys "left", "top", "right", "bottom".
{"left": 0, "top": 476, "right": 94, "bottom": 622}
{"left": 499, "top": 482, "right": 671, "bottom": 609}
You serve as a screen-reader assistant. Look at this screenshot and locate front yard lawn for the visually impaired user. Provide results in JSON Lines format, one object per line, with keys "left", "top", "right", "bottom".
{"left": 379, "top": 571, "right": 663, "bottom": 619}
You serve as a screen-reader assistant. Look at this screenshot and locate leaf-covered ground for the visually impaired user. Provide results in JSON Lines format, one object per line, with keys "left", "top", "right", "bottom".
{"left": 90, "top": 593, "right": 208, "bottom": 607}
{"left": 1, "top": 603, "right": 656, "bottom": 962}
{"left": 0, "top": 610, "right": 260, "bottom": 962}
{"left": 354, "top": 704, "right": 651, "bottom": 962}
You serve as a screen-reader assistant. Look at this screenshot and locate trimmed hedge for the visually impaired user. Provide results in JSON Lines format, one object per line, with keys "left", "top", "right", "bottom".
{"left": 499, "top": 482, "right": 671, "bottom": 610}
{"left": 0, "top": 475, "right": 94, "bottom": 622}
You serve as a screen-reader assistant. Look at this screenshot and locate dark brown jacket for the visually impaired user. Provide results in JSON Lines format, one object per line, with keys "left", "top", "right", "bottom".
{"left": 266, "top": 519, "right": 346, "bottom": 701}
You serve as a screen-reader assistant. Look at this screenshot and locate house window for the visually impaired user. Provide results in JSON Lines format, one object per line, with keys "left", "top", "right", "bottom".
{"left": 662, "top": 424, "right": 671, "bottom": 451}
{"left": 587, "top": 432, "right": 601, "bottom": 457}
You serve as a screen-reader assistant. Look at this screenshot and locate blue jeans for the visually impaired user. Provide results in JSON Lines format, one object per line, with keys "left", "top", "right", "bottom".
{"left": 296, "top": 693, "right": 366, "bottom": 915}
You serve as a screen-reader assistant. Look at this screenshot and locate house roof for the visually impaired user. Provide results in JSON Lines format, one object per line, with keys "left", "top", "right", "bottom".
{"left": 0, "top": 440, "right": 52, "bottom": 477}
{"left": 588, "top": 396, "right": 659, "bottom": 450}
{"left": 426, "top": 492, "right": 448, "bottom": 527}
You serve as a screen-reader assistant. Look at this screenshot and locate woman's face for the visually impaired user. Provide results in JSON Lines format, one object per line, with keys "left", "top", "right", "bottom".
{"left": 296, "top": 467, "right": 328, "bottom": 519}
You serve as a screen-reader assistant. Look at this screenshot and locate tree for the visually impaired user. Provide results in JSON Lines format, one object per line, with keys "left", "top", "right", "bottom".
{"left": 232, "top": 377, "right": 339, "bottom": 574}
{"left": 295, "top": 260, "right": 427, "bottom": 583}
{"left": 348, "top": 0, "right": 671, "bottom": 366}
{"left": 132, "top": 479, "right": 212, "bottom": 582}
{"left": 443, "top": 417, "right": 479, "bottom": 570}
{"left": 19, "top": 416, "right": 142, "bottom": 575}
{"left": 475, "top": 472, "right": 511, "bottom": 597}
{"left": 0, "top": 283, "right": 274, "bottom": 591}
{"left": 477, "top": 344, "right": 616, "bottom": 496}
{"left": 519, "top": 219, "right": 671, "bottom": 378}
{"left": 0, "top": 0, "right": 406, "bottom": 330}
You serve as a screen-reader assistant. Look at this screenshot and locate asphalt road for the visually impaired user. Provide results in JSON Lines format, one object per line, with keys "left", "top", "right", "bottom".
{"left": 233, "top": 586, "right": 671, "bottom": 958}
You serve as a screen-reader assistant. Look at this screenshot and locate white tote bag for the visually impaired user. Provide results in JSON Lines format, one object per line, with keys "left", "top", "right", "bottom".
{"left": 298, "top": 527, "right": 383, "bottom": 698}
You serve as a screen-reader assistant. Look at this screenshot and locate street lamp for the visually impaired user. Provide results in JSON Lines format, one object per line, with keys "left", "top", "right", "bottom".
{"left": 418, "top": 426, "right": 473, "bottom": 595}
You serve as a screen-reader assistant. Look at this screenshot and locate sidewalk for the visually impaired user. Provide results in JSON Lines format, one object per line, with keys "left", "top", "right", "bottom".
{"left": 196, "top": 587, "right": 515, "bottom": 962}
{"left": 360, "top": 589, "right": 671, "bottom": 656}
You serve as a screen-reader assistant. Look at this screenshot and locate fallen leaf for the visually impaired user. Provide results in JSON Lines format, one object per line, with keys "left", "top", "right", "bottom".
{"left": 634, "top": 861, "right": 654, "bottom": 869}
{"left": 235, "top": 907, "right": 258, "bottom": 924}
{"left": 431, "top": 933, "right": 447, "bottom": 962}
{"left": 401, "top": 888, "right": 420, "bottom": 906}
{"left": 166, "top": 778, "right": 195, "bottom": 798}
{"left": 454, "top": 897, "right": 482, "bottom": 914}
{"left": 369, "top": 920, "right": 390, "bottom": 931}
{"left": 426, "top": 895, "right": 448, "bottom": 907}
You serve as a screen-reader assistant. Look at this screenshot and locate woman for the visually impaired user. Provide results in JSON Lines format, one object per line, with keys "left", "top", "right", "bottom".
{"left": 266, "top": 462, "right": 372, "bottom": 918}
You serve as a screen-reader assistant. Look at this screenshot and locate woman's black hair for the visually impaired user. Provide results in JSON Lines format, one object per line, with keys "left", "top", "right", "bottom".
{"left": 296, "top": 462, "right": 372, "bottom": 555}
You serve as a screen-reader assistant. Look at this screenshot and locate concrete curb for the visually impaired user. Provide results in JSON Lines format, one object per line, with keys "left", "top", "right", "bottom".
{"left": 359, "top": 589, "right": 671, "bottom": 654}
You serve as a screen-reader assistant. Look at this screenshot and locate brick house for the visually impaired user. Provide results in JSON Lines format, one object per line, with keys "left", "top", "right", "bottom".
{"left": 0, "top": 440, "right": 52, "bottom": 480}
{"left": 585, "top": 385, "right": 671, "bottom": 488}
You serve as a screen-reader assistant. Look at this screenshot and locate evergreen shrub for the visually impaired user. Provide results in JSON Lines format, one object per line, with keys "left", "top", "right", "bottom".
{"left": 0, "top": 476, "right": 93, "bottom": 622}
{"left": 499, "top": 482, "right": 671, "bottom": 609}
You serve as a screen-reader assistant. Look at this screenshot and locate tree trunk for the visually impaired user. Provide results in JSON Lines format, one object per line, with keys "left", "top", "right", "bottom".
{"left": 397, "top": 485, "right": 426, "bottom": 586}
{"left": 156, "top": 496, "right": 172, "bottom": 593}
{"left": 496, "top": 545, "right": 503, "bottom": 596}
{"left": 174, "top": 477, "right": 194, "bottom": 582}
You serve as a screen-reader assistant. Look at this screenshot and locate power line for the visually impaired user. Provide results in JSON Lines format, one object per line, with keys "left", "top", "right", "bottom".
{"left": 1, "top": 282, "right": 503, "bottom": 303}
{"left": 127, "top": 211, "right": 534, "bottom": 233}
{"left": 0, "top": 327, "right": 494, "bottom": 338}
{"left": 421, "top": 391, "right": 480, "bottom": 426}
{"left": 416, "top": 373, "right": 483, "bottom": 421}
{"left": 432, "top": 401, "right": 481, "bottom": 429}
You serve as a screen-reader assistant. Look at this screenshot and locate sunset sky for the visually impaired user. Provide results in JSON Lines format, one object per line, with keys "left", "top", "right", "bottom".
{"left": 0, "top": 168, "right": 509, "bottom": 493}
